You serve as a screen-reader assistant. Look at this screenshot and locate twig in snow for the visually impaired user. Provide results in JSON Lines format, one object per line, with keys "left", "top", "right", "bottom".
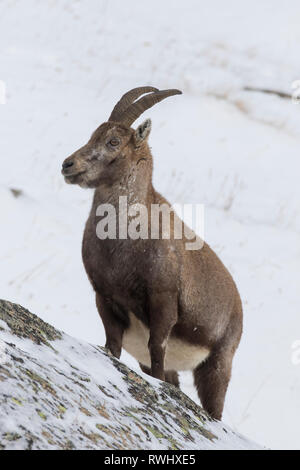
{"left": 244, "top": 86, "right": 291, "bottom": 100}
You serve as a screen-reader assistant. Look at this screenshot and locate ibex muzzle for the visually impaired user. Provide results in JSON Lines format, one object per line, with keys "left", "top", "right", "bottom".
{"left": 62, "top": 86, "right": 243, "bottom": 420}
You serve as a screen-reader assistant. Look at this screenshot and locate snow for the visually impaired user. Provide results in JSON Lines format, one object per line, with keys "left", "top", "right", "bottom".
{"left": 0, "top": 303, "right": 261, "bottom": 450}
{"left": 0, "top": 0, "right": 300, "bottom": 449}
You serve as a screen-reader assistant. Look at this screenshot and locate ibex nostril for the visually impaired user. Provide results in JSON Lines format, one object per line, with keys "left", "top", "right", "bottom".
{"left": 62, "top": 160, "right": 74, "bottom": 170}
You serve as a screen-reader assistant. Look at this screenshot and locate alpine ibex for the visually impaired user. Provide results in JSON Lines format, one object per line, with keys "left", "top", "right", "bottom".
{"left": 61, "top": 87, "right": 243, "bottom": 420}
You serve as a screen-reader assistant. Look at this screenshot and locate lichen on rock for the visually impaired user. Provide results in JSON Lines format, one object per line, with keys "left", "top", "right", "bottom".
{"left": 0, "top": 300, "right": 61, "bottom": 346}
{"left": 0, "top": 300, "right": 260, "bottom": 450}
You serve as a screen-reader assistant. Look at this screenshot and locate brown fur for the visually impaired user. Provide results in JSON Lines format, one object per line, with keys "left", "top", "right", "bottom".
{"left": 62, "top": 90, "right": 243, "bottom": 420}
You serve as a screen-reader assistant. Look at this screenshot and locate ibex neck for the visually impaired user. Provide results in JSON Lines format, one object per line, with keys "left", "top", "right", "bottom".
{"left": 93, "top": 162, "right": 154, "bottom": 208}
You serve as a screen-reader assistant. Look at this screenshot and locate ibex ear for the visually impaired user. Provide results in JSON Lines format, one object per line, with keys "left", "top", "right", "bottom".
{"left": 134, "top": 119, "right": 152, "bottom": 147}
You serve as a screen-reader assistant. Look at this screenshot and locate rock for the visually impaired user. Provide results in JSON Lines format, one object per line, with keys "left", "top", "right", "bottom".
{"left": 0, "top": 300, "right": 261, "bottom": 450}
{"left": 9, "top": 188, "right": 23, "bottom": 198}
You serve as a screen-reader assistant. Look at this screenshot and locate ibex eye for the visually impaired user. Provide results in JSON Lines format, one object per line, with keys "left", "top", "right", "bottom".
{"left": 109, "top": 138, "right": 119, "bottom": 147}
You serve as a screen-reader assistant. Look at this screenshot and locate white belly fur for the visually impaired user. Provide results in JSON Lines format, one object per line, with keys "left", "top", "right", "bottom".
{"left": 123, "top": 312, "right": 210, "bottom": 371}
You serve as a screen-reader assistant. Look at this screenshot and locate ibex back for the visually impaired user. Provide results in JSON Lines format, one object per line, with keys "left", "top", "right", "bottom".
{"left": 62, "top": 86, "right": 243, "bottom": 420}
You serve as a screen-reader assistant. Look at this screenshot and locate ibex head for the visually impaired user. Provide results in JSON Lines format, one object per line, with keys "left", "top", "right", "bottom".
{"left": 61, "top": 87, "right": 182, "bottom": 188}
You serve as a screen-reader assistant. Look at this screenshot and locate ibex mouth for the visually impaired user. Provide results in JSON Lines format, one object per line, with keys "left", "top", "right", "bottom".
{"left": 64, "top": 171, "right": 86, "bottom": 185}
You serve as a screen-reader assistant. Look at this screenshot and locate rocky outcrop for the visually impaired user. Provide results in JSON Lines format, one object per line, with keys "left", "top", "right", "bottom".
{"left": 0, "top": 300, "right": 260, "bottom": 450}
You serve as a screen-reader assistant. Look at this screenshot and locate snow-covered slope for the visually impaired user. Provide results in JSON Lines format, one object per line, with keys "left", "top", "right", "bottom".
{"left": 0, "top": 0, "right": 299, "bottom": 449}
{"left": 0, "top": 300, "right": 261, "bottom": 450}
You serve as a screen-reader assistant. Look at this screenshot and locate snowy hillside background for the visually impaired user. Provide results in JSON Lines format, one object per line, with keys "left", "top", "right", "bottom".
{"left": 0, "top": 0, "right": 299, "bottom": 450}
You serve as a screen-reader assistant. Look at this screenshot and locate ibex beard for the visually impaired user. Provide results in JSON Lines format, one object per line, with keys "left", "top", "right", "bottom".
{"left": 62, "top": 86, "right": 243, "bottom": 420}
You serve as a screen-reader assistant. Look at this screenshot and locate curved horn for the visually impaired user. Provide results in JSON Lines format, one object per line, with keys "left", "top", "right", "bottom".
{"left": 109, "top": 86, "right": 159, "bottom": 122}
{"left": 119, "top": 89, "right": 182, "bottom": 127}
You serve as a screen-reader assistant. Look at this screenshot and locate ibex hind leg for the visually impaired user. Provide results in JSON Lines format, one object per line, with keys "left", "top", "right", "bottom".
{"left": 193, "top": 349, "right": 232, "bottom": 421}
{"left": 139, "top": 363, "right": 180, "bottom": 388}
{"left": 165, "top": 370, "right": 180, "bottom": 388}
{"left": 194, "top": 301, "right": 243, "bottom": 420}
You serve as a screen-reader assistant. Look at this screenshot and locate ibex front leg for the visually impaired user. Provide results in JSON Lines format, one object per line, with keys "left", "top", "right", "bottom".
{"left": 148, "top": 292, "right": 177, "bottom": 381}
{"left": 96, "top": 293, "right": 124, "bottom": 359}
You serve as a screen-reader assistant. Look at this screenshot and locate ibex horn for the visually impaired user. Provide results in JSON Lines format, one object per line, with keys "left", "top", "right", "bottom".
{"left": 109, "top": 86, "right": 159, "bottom": 122}
{"left": 119, "top": 89, "right": 182, "bottom": 128}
